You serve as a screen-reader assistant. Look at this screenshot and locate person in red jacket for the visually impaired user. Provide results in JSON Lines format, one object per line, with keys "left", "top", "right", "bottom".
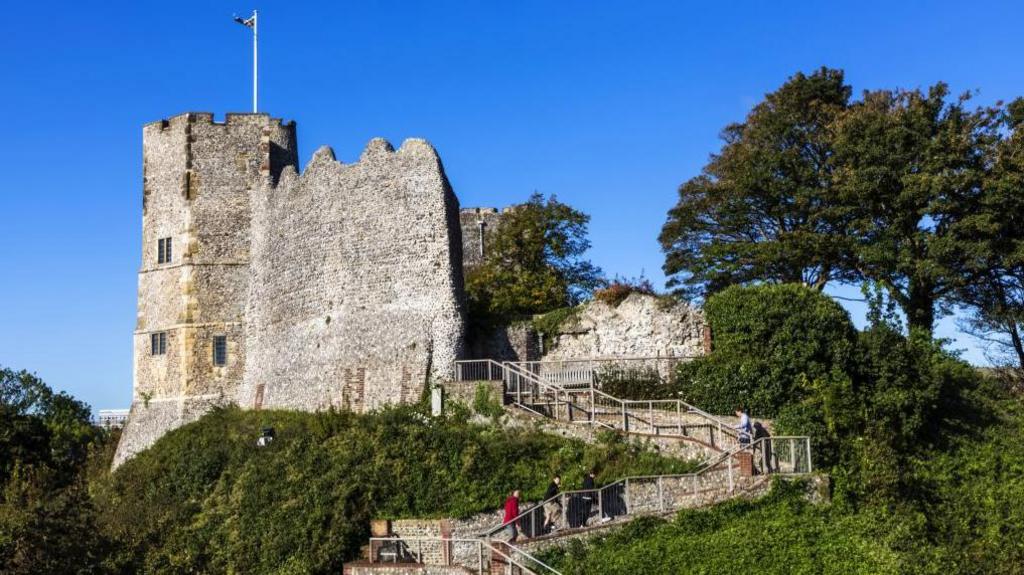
{"left": 502, "top": 490, "right": 521, "bottom": 542}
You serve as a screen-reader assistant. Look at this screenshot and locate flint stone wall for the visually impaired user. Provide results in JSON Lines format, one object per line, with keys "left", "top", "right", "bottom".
{"left": 344, "top": 564, "right": 472, "bottom": 575}
{"left": 465, "top": 322, "right": 539, "bottom": 362}
{"left": 238, "top": 140, "right": 465, "bottom": 412}
{"left": 544, "top": 293, "right": 705, "bottom": 359}
{"left": 116, "top": 113, "right": 298, "bottom": 467}
{"left": 458, "top": 207, "right": 503, "bottom": 269}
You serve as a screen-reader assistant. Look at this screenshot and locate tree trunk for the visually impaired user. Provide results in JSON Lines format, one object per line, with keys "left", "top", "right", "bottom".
{"left": 904, "top": 279, "right": 936, "bottom": 335}
{"left": 1007, "top": 321, "right": 1024, "bottom": 371}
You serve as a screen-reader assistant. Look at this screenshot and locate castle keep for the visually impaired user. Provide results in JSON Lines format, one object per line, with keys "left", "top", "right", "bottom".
{"left": 116, "top": 113, "right": 467, "bottom": 466}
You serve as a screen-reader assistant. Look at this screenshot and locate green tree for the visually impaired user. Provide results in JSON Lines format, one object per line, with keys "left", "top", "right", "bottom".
{"left": 0, "top": 368, "right": 96, "bottom": 481}
{"left": 831, "top": 84, "right": 996, "bottom": 333}
{"left": 660, "top": 68, "right": 853, "bottom": 298}
{"left": 953, "top": 98, "right": 1024, "bottom": 370}
{"left": 0, "top": 368, "right": 110, "bottom": 574}
{"left": 466, "top": 193, "right": 602, "bottom": 324}
{"left": 0, "top": 466, "right": 110, "bottom": 575}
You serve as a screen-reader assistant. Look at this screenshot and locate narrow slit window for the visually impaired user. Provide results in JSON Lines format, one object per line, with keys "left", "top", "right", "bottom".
{"left": 213, "top": 336, "right": 227, "bottom": 366}
{"left": 151, "top": 332, "right": 167, "bottom": 355}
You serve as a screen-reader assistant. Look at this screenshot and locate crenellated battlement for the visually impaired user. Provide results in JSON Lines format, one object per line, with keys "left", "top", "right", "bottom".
{"left": 144, "top": 112, "right": 295, "bottom": 132}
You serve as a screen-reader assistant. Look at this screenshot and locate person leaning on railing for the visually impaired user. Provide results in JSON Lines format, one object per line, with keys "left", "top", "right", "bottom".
{"left": 734, "top": 408, "right": 752, "bottom": 445}
{"left": 752, "top": 421, "right": 772, "bottom": 473}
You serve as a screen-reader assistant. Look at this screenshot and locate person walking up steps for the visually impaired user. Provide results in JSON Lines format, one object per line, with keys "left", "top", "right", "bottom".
{"left": 543, "top": 475, "right": 562, "bottom": 533}
{"left": 581, "top": 469, "right": 610, "bottom": 525}
{"left": 502, "top": 490, "right": 521, "bottom": 543}
{"left": 734, "top": 407, "right": 752, "bottom": 446}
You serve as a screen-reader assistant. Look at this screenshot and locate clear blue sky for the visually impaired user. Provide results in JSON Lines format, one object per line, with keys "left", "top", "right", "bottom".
{"left": 2, "top": 1, "right": 1021, "bottom": 412}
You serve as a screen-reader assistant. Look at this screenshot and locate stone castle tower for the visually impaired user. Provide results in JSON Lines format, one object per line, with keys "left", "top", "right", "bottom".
{"left": 116, "top": 113, "right": 466, "bottom": 466}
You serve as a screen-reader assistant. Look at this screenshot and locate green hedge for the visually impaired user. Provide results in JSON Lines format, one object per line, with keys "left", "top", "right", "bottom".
{"left": 675, "top": 284, "right": 857, "bottom": 416}
{"left": 544, "top": 480, "right": 903, "bottom": 575}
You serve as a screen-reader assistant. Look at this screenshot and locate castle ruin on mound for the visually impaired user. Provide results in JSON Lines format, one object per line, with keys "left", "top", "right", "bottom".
{"left": 116, "top": 113, "right": 470, "bottom": 466}
{"left": 115, "top": 112, "right": 707, "bottom": 467}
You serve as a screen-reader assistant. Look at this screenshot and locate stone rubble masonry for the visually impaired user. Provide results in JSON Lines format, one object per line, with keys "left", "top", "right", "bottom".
{"left": 466, "top": 322, "right": 540, "bottom": 362}
{"left": 237, "top": 139, "right": 465, "bottom": 414}
{"left": 344, "top": 564, "right": 472, "bottom": 575}
{"left": 458, "top": 207, "right": 504, "bottom": 270}
{"left": 544, "top": 292, "right": 705, "bottom": 359}
{"left": 115, "top": 112, "right": 465, "bottom": 467}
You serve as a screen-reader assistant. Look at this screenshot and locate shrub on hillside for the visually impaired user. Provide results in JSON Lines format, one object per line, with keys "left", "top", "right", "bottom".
{"left": 544, "top": 480, "right": 905, "bottom": 574}
{"left": 595, "top": 366, "right": 669, "bottom": 400}
{"left": 777, "top": 326, "right": 983, "bottom": 501}
{"left": 472, "top": 383, "right": 505, "bottom": 420}
{"left": 592, "top": 276, "right": 656, "bottom": 308}
{"left": 92, "top": 404, "right": 696, "bottom": 574}
{"left": 674, "top": 284, "right": 857, "bottom": 417}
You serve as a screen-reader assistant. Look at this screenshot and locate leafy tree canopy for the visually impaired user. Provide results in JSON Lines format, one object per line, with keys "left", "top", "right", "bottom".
{"left": 661, "top": 68, "right": 1010, "bottom": 335}
{"left": 466, "top": 192, "right": 603, "bottom": 325}
{"left": 660, "top": 67, "right": 853, "bottom": 299}
{"left": 832, "top": 83, "right": 996, "bottom": 332}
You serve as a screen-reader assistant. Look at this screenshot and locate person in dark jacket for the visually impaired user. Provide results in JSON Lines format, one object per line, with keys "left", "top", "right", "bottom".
{"left": 752, "top": 421, "right": 772, "bottom": 473}
{"left": 542, "top": 475, "right": 562, "bottom": 533}
{"left": 502, "top": 490, "right": 521, "bottom": 542}
{"left": 581, "top": 470, "right": 597, "bottom": 525}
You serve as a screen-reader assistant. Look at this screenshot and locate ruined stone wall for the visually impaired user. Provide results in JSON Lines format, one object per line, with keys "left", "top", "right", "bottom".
{"left": 458, "top": 207, "right": 503, "bottom": 269}
{"left": 465, "top": 322, "right": 539, "bottom": 362}
{"left": 116, "top": 113, "right": 297, "bottom": 467}
{"left": 237, "top": 139, "right": 465, "bottom": 413}
{"left": 544, "top": 293, "right": 705, "bottom": 359}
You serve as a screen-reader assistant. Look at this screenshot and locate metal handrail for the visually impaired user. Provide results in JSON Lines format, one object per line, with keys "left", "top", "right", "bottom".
{"left": 589, "top": 387, "right": 740, "bottom": 440}
{"left": 481, "top": 435, "right": 812, "bottom": 539}
{"left": 485, "top": 539, "right": 562, "bottom": 575}
{"left": 367, "top": 536, "right": 563, "bottom": 575}
{"left": 474, "top": 360, "right": 777, "bottom": 474}
{"left": 454, "top": 359, "right": 506, "bottom": 382}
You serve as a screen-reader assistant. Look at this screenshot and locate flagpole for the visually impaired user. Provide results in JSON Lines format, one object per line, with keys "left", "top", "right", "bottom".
{"left": 252, "top": 10, "right": 258, "bottom": 113}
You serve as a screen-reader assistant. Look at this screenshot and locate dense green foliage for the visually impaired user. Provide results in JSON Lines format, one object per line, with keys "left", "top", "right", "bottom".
{"left": 471, "top": 382, "right": 506, "bottom": 420}
{"left": 531, "top": 305, "right": 581, "bottom": 351}
{"left": 0, "top": 368, "right": 113, "bottom": 575}
{"left": 90, "top": 404, "right": 694, "bottom": 574}
{"left": 637, "top": 284, "right": 979, "bottom": 499}
{"left": 549, "top": 391, "right": 1024, "bottom": 575}
{"left": 659, "top": 68, "right": 853, "bottom": 298}
{"left": 675, "top": 284, "right": 856, "bottom": 417}
{"left": 546, "top": 283, "right": 1024, "bottom": 573}
{"left": 466, "top": 193, "right": 603, "bottom": 327}
{"left": 547, "top": 481, "right": 903, "bottom": 575}
{"left": 660, "top": 67, "right": 1022, "bottom": 336}
{"left": 595, "top": 366, "right": 667, "bottom": 400}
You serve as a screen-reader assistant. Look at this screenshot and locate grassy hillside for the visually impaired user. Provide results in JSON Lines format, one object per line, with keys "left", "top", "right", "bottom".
{"left": 542, "top": 381, "right": 1024, "bottom": 574}
{"left": 90, "top": 403, "right": 696, "bottom": 574}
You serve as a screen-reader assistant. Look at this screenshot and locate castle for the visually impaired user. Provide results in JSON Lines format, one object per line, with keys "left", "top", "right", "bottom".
{"left": 114, "top": 112, "right": 706, "bottom": 467}
{"left": 115, "top": 112, "right": 492, "bottom": 466}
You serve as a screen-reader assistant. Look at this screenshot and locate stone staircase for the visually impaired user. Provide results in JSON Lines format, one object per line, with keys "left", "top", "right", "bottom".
{"left": 351, "top": 358, "right": 814, "bottom": 575}
{"left": 458, "top": 359, "right": 745, "bottom": 453}
{"left": 359, "top": 435, "right": 812, "bottom": 574}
